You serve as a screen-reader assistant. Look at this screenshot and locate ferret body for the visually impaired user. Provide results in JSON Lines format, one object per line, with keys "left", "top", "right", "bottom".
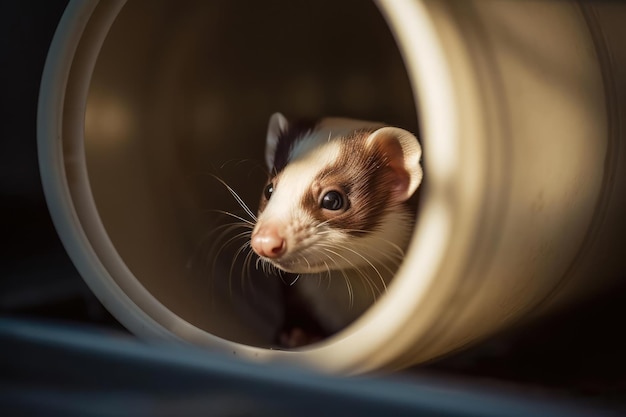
{"left": 251, "top": 112, "right": 423, "bottom": 342}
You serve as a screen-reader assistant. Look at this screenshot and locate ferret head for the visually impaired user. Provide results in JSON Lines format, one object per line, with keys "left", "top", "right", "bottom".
{"left": 251, "top": 112, "right": 422, "bottom": 274}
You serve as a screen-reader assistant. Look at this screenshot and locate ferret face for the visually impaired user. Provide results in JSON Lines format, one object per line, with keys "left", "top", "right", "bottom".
{"left": 251, "top": 113, "right": 422, "bottom": 275}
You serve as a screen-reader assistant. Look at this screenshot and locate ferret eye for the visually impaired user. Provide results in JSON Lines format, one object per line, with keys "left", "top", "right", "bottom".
{"left": 321, "top": 190, "right": 345, "bottom": 211}
{"left": 264, "top": 183, "right": 274, "bottom": 200}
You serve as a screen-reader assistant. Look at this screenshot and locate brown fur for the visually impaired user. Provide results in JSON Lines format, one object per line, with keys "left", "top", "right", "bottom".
{"left": 299, "top": 130, "right": 401, "bottom": 236}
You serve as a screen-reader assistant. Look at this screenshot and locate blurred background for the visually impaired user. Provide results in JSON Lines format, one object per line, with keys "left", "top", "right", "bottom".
{"left": 2, "top": 0, "right": 626, "bottom": 414}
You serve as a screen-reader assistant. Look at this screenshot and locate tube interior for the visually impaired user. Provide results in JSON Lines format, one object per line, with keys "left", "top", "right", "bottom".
{"left": 84, "top": 0, "right": 418, "bottom": 345}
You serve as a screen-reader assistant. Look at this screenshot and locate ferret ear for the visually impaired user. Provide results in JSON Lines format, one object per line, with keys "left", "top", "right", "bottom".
{"left": 366, "top": 127, "right": 423, "bottom": 203}
{"left": 266, "top": 112, "right": 289, "bottom": 170}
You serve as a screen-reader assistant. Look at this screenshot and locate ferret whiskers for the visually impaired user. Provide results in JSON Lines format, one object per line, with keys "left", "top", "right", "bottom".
{"left": 318, "top": 244, "right": 383, "bottom": 304}
{"left": 306, "top": 246, "right": 355, "bottom": 307}
{"left": 208, "top": 174, "right": 257, "bottom": 222}
{"left": 199, "top": 174, "right": 262, "bottom": 300}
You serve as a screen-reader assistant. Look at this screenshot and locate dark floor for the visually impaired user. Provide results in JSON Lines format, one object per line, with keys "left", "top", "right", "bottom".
{"left": 3, "top": 265, "right": 626, "bottom": 411}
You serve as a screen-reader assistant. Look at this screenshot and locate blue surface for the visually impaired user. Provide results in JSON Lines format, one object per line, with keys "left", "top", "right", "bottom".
{"left": 0, "top": 318, "right": 614, "bottom": 417}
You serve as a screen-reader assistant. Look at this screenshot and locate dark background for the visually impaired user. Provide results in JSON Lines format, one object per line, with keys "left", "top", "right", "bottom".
{"left": 1, "top": 0, "right": 123, "bottom": 329}
{"left": 2, "top": 0, "right": 625, "bottom": 412}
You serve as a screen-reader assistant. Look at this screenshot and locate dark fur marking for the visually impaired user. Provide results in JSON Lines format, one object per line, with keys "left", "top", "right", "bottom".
{"left": 260, "top": 119, "right": 317, "bottom": 215}
{"left": 272, "top": 119, "right": 318, "bottom": 174}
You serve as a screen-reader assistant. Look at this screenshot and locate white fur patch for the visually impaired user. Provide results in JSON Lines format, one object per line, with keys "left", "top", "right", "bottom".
{"left": 261, "top": 139, "right": 341, "bottom": 221}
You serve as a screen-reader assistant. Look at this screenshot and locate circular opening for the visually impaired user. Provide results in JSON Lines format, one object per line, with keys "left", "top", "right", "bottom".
{"left": 39, "top": 0, "right": 453, "bottom": 370}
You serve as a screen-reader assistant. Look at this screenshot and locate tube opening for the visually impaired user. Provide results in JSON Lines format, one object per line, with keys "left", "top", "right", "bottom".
{"left": 83, "top": 0, "right": 420, "bottom": 348}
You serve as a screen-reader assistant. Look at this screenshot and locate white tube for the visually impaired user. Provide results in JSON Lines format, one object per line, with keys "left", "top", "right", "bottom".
{"left": 38, "top": 0, "right": 626, "bottom": 374}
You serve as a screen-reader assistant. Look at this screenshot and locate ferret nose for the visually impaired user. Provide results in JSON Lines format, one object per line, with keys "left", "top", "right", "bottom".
{"left": 251, "top": 227, "right": 286, "bottom": 258}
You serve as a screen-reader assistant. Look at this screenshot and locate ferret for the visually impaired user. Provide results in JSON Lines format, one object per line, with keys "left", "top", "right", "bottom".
{"left": 251, "top": 113, "right": 423, "bottom": 347}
